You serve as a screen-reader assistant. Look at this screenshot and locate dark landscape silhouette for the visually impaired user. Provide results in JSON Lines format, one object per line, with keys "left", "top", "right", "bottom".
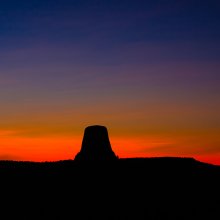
{"left": 0, "top": 125, "right": 219, "bottom": 220}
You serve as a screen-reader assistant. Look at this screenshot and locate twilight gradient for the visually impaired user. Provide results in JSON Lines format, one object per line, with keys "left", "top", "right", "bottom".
{"left": 0, "top": 0, "right": 220, "bottom": 164}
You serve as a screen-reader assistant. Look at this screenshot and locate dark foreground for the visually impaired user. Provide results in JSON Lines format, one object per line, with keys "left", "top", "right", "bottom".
{"left": 0, "top": 157, "right": 219, "bottom": 220}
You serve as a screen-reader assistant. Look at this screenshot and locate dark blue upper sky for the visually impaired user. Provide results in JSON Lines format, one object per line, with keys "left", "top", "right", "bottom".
{"left": 1, "top": 0, "right": 219, "bottom": 109}
{"left": 1, "top": 0, "right": 219, "bottom": 84}
{"left": 1, "top": 0, "right": 219, "bottom": 49}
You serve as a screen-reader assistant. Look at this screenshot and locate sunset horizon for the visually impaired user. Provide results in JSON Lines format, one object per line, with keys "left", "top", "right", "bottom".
{"left": 1, "top": 124, "right": 219, "bottom": 165}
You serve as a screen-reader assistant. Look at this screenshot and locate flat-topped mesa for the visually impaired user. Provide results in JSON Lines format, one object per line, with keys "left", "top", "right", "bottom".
{"left": 74, "top": 125, "right": 118, "bottom": 161}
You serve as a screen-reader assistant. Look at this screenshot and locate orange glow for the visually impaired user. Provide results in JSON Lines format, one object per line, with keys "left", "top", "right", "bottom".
{"left": 111, "top": 137, "right": 220, "bottom": 165}
{"left": 0, "top": 135, "right": 81, "bottom": 162}
{"left": 196, "top": 154, "right": 220, "bottom": 166}
{"left": 0, "top": 132, "right": 219, "bottom": 165}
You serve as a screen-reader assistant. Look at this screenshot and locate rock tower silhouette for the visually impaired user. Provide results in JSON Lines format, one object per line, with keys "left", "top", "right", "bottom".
{"left": 74, "top": 125, "right": 118, "bottom": 161}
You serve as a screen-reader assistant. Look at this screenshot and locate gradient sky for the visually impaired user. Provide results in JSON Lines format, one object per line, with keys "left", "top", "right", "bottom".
{"left": 0, "top": 0, "right": 220, "bottom": 164}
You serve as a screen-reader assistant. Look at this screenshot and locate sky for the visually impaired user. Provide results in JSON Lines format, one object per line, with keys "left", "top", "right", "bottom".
{"left": 0, "top": 0, "right": 220, "bottom": 164}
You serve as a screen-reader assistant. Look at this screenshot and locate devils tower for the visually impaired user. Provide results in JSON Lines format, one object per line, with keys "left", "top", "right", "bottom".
{"left": 74, "top": 125, "right": 118, "bottom": 161}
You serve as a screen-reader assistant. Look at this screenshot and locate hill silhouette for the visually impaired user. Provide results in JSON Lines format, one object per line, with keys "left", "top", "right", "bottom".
{"left": 0, "top": 157, "right": 219, "bottom": 219}
{"left": 0, "top": 125, "right": 219, "bottom": 219}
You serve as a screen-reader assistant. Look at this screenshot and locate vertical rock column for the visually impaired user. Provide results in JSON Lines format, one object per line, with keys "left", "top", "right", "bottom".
{"left": 74, "top": 125, "right": 117, "bottom": 161}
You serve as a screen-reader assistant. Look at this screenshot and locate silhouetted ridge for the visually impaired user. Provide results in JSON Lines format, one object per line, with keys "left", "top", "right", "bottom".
{"left": 74, "top": 125, "right": 118, "bottom": 161}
